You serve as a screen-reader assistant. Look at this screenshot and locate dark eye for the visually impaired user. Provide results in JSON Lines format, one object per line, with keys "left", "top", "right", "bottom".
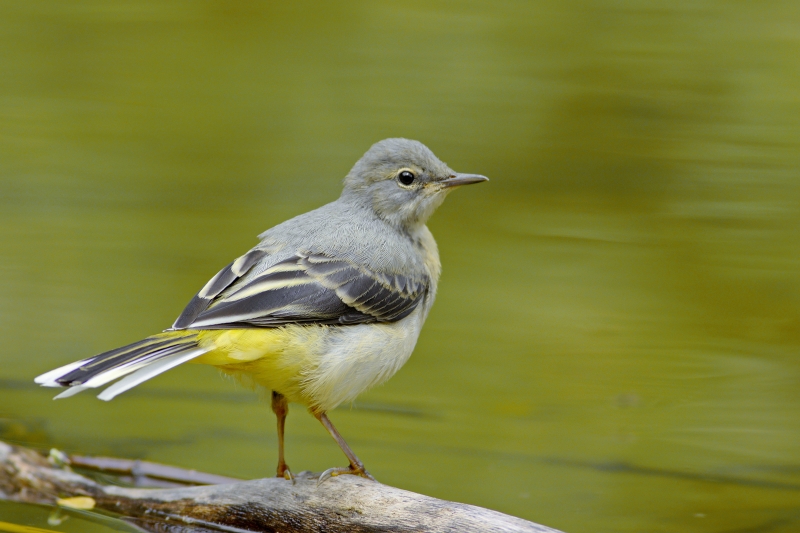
{"left": 398, "top": 170, "right": 416, "bottom": 186}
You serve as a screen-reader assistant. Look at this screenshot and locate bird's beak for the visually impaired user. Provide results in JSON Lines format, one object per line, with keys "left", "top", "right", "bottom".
{"left": 441, "top": 173, "right": 489, "bottom": 188}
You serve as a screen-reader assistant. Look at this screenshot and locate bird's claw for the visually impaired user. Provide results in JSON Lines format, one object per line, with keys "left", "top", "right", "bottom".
{"left": 277, "top": 465, "right": 295, "bottom": 483}
{"left": 317, "top": 465, "right": 376, "bottom": 486}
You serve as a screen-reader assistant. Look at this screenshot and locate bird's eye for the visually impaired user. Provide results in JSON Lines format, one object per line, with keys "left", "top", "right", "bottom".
{"left": 398, "top": 170, "right": 416, "bottom": 186}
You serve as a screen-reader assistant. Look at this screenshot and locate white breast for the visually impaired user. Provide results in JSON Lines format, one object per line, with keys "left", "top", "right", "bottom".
{"left": 301, "top": 303, "right": 428, "bottom": 412}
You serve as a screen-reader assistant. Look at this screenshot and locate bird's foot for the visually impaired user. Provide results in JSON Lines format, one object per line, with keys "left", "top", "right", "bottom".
{"left": 276, "top": 463, "right": 294, "bottom": 483}
{"left": 317, "top": 464, "right": 376, "bottom": 485}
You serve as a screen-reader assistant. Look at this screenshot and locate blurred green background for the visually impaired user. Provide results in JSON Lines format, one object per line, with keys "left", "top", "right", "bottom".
{"left": 1, "top": 1, "right": 799, "bottom": 532}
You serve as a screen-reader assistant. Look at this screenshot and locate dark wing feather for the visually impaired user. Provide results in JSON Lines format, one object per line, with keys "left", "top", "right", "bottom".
{"left": 173, "top": 252, "right": 428, "bottom": 330}
{"left": 172, "top": 249, "right": 271, "bottom": 328}
{"left": 299, "top": 254, "right": 427, "bottom": 322}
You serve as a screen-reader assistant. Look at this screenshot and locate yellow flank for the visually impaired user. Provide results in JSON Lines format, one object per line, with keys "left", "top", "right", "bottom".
{"left": 182, "top": 327, "right": 328, "bottom": 408}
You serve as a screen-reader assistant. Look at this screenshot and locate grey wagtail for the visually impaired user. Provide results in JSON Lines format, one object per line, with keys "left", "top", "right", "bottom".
{"left": 35, "top": 138, "right": 488, "bottom": 482}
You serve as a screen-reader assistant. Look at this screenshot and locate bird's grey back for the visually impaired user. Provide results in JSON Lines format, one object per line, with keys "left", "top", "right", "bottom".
{"left": 246, "top": 198, "right": 433, "bottom": 283}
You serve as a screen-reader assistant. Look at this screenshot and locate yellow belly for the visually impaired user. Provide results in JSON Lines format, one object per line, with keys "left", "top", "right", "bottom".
{"left": 189, "top": 327, "right": 327, "bottom": 408}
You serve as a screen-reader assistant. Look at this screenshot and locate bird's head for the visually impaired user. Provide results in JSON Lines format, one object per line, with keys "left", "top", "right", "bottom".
{"left": 341, "top": 138, "right": 488, "bottom": 231}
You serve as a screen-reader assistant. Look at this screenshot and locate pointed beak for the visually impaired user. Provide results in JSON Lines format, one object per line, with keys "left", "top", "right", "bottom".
{"left": 441, "top": 173, "right": 489, "bottom": 188}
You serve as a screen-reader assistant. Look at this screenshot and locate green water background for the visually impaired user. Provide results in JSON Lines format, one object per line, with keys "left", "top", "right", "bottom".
{"left": 1, "top": 2, "right": 799, "bottom": 532}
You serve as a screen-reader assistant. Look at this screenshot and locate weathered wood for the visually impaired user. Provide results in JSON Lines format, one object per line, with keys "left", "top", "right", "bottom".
{"left": 0, "top": 441, "right": 564, "bottom": 533}
{"left": 68, "top": 453, "right": 241, "bottom": 488}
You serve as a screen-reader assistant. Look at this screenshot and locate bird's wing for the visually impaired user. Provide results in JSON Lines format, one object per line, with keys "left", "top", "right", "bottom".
{"left": 171, "top": 250, "right": 428, "bottom": 329}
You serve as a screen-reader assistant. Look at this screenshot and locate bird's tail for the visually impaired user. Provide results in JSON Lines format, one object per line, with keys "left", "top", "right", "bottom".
{"left": 34, "top": 332, "right": 210, "bottom": 401}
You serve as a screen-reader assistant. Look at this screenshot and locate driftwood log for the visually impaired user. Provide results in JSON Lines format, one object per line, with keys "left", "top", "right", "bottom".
{"left": 0, "top": 441, "right": 563, "bottom": 533}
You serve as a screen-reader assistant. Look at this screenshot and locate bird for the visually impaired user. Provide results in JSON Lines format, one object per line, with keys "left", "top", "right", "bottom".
{"left": 35, "top": 138, "right": 488, "bottom": 482}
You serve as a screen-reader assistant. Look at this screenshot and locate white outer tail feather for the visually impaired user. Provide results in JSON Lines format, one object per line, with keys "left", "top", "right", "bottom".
{"left": 39, "top": 347, "right": 210, "bottom": 401}
{"left": 97, "top": 348, "right": 208, "bottom": 401}
{"left": 54, "top": 385, "right": 90, "bottom": 399}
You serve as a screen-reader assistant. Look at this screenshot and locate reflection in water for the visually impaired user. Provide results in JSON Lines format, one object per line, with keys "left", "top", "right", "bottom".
{"left": 1, "top": 2, "right": 799, "bottom": 532}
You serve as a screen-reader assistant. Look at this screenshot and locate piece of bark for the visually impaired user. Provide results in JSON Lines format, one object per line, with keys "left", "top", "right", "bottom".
{"left": 0, "top": 441, "right": 564, "bottom": 533}
{"left": 68, "top": 453, "right": 242, "bottom": 488}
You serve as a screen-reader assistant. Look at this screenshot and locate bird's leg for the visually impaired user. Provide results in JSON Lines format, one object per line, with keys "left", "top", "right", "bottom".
{"left": 270, "top": 391, "right": 293, "bottom": 481}
{"left": 314, "top": 411, "right": 376, "bottom": 484}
